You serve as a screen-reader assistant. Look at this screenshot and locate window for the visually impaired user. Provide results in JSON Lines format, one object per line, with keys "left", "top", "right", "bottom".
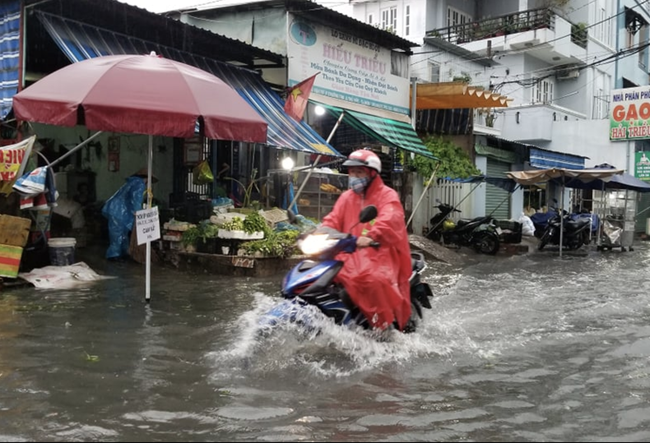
{"left": 368, "top": 13, "right": 374, "bottom": 26}
{"left": 429, "top": 62, "right": 440, "bottom": 83}
{"left": 381, "top": 7, "right": 397, "bottom": 32}
{"left": 447, "top": 6, "right": 471, "bottom": 27}
{"left": 532, "top": 78, "right": 554, "bottom": 104}
{"left": 593, "top": 0, "right": 612, "bottom": 46}
{"left": 405, "top": 5, "right": 410, "bottom": 36}
{"left": 639, "top": 25, "right": 648, "bottom": 69}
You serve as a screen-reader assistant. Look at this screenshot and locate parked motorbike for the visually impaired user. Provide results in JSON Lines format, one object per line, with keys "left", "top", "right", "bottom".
{"left": 537, "top": 201, "right": 592, "bottom": 251}
{"left": 258, "top": 205, "right": 433, "bottom": 335}
{"left": 425, "top": 200, "right": 501, "bottom": 255}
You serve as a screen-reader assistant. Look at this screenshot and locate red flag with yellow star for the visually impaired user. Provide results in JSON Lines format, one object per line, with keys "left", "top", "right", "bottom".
{"left": 284, "top": 73, "right": 319, "bottom": 122}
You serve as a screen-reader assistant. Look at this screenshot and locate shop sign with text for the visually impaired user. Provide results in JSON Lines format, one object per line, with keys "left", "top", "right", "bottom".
{"left": 286, "top": 16, "right": 410, "bottom": 115}
{"left": 610, "top": 86, "right": 650, "bottom": 141}
{"left": 635, "top": 152, "right": 650, "bottom": 181}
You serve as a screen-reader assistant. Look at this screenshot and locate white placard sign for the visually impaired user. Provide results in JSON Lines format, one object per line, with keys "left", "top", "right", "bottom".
{"left": 135, "top": 207, "right": 161, "bottom": 245}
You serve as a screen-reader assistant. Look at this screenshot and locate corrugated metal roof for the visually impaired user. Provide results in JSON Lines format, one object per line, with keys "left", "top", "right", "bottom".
{"left": 35, "top": 11, "right": 341, "bottom": 156}
{"left": 171, "top": 0, "right": 419, "bottom": 54}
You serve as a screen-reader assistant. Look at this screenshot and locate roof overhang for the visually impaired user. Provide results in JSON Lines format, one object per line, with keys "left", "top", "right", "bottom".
{"left": 413, "top": 82, "right": 513, "bottom": 110}
{"left": 170, "top": 0, "right": 419, "bottom": 55}
{"left": 423, "top": 36, "right": 494, "bottom": 67}
{"left": 24, "top": 0, "right": 285, "bottom": 69}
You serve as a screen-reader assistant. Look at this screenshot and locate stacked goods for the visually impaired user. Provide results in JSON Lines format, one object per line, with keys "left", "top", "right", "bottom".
{"left": 319, "top": 183, "right": 341, "bottom": 193}
{"left": 0, "top": 215, "right": 32, "bottom": 278}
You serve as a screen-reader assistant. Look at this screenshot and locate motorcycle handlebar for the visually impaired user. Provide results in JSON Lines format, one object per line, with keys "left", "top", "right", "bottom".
{"left": 369, "top": 241, "right": 380, "bottom": 248}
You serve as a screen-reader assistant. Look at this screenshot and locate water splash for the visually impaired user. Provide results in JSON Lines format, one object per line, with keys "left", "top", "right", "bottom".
{"left": 205, "top": 291, "right": 475, "bottom": 379}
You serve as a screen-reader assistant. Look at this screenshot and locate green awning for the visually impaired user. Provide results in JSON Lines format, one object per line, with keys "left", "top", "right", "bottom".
{"left": 475, "top": 143, "right": 518, "bottom": 163}
{"left": 316, "top": 103, "right": 437, "bottom": 160}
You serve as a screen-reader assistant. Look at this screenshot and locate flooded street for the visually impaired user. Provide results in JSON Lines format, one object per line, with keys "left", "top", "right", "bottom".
{"left": 1, "top": 243, "right": 650, "bottom": 442}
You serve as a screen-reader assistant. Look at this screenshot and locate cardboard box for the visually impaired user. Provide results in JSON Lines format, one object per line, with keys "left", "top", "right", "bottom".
{"left": 0, "top": 244, "right": 23, "bottom": 278}
{"left": 0, "top": 215, "right": 32, "bottom": 248}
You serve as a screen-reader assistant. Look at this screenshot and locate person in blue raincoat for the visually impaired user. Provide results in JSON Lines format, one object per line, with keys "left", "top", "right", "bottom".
{"left": 101, "top": 168, "right": 157, "bottom": 260}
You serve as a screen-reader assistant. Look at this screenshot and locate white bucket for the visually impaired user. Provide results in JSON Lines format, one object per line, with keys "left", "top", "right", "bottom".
{"left": 48, "top": 237, "right": 76, "bottom": 266}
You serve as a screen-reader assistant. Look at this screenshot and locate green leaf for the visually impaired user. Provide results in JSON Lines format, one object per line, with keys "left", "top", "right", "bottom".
{"left": 404, "top": 135, "right": 480, "bottom": 180}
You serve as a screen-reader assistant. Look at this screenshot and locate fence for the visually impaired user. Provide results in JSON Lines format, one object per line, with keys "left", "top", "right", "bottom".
{"left": 411, "top": 177, "right": 477, "bottom": 236}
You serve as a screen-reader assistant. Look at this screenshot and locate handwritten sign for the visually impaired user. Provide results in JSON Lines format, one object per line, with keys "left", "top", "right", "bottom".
{"left": 135, "top": 207, "right": 161, "bottom": 245}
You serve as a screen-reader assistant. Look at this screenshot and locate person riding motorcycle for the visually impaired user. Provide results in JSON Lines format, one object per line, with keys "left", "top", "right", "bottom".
{"left": 320, "top": 149, "right": 412, "bottom": 331}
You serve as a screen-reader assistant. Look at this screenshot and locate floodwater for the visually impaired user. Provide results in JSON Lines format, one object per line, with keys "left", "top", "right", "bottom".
{"left": 1, "top": 242, "right": 650, "bottom": 442}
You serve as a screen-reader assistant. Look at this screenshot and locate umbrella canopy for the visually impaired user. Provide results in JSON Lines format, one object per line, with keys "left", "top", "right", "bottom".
{"left": 506, "top": 167, "right": 624, "bottom": 186}
{"left": 12, "top": 53, "right": 267, "bottom": 142}
{"left": 557, "top": 163, "right": 650, "bottom": 193}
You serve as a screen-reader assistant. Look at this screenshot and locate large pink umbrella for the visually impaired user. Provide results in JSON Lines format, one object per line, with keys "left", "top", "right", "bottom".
{"left": 12, "top": 53, "right": 267, "bottom": 141}
{"left": 12, "top": 53, "right": 268, "bottom": 301}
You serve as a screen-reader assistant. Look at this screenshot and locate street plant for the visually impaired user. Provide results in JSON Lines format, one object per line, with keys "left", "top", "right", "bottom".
{"left": 403, "top": 135, "right": 481, "bottom": 182}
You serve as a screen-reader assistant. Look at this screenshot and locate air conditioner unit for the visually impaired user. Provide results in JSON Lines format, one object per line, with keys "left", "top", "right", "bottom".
{"left": 557, "top": 70, "right": 580, "bottom": 80}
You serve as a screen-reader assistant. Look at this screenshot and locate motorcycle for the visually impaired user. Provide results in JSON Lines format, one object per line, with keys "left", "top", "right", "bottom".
{"left": 258, "top": 205, "right": 433, "bottom": 335}
{"left": 425, "top": 200, "right": 501, "bottom": 255}
{"left": 537, "top": 201, "right": 592, "bottom": 251}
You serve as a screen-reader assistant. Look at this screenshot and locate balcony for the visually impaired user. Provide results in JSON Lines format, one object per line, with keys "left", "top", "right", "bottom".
{"left": 425, "top": 8, "right": 587, "bottom": 67}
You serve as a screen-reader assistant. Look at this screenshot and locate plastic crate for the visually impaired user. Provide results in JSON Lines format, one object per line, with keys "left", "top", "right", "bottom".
{"left": 497, "top": 220, "right": 522, "bottom": 244}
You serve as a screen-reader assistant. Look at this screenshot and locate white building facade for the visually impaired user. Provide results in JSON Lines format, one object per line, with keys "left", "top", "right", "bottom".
{"left": 346, "top": 0, "right": 650, "bottom": 225}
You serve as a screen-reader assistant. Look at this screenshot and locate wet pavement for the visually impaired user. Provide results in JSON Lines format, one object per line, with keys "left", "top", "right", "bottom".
{"left": 1, "top": 240, "right": 650, "bottom": 441}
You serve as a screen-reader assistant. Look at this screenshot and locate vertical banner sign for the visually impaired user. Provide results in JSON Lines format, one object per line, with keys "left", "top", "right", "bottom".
{"left": 610, "top": 86, "right": 650, "bottom": 141}
{"left": 635, "top": 152, "right": 650, "bottom": 181}
{"left": 135, "top": 207, "right": 160, "bottom": 245}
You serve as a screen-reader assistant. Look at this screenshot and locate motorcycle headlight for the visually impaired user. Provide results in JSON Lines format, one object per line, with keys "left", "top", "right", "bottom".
{"left": 298, "top": 234, "right": 338, "bottom": 256}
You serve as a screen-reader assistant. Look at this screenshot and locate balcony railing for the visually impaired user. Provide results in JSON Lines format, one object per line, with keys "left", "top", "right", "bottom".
{"left": 426, "top": 8, "right": 587, "bottom": 49}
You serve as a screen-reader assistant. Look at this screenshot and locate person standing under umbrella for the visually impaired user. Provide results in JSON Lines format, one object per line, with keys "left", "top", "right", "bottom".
{"left": 101, "top": 168, "right": 157, "bottom": 261}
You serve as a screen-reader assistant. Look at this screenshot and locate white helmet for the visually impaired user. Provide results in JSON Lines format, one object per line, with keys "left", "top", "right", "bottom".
{"left": 342, "top": 149, "right": 382, "bottom": 173}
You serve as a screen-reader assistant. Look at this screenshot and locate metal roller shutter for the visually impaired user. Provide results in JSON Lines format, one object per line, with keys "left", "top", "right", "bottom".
{"left": 486, "top": 158, "right": 511, "bottom": 220}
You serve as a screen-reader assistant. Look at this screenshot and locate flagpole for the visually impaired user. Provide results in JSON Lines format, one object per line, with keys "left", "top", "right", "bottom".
{"left": 289, "top": 111, "right": 346, "bottom": 211}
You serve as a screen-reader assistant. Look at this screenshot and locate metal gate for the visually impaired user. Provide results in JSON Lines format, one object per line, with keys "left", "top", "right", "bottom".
{"left": 485, "top": 158, "right": 511, "bottom": 219}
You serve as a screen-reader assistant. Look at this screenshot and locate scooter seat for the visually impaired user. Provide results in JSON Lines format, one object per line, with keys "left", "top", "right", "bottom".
{"left": 565, "top": 218, "right": 590, "bottom": 230}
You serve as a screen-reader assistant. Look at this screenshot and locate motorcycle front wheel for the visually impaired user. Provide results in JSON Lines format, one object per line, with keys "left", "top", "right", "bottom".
{"left": 538, "top": 230, "right": 551, "bottom": 250}
{"left": 474, "top": 232, "right": 500, "bottom": 255}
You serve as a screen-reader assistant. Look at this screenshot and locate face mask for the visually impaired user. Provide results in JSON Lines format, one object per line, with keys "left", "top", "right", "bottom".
{"left": 349, "top": 176, "right": 370, "bottom": 194}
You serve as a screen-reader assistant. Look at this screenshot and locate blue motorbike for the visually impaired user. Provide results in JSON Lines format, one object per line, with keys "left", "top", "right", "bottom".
{"left": 258, "top": 205, "right": 433, "bottom": 335}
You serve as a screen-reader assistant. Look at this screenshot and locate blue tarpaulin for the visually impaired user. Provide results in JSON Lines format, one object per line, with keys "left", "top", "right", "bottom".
{"left": 0, "top": 0, "right": 20, "bottom": 120}
{"left": 555, "top": 163, "right": 650, "bottom": 193}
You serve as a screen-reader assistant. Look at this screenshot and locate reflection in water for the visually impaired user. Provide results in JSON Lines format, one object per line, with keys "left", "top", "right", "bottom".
{"left": 0, "top": 244, "right": 650, "bottom": 441}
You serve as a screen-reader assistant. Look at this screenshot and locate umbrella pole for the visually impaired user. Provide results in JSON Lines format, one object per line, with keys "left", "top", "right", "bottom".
{"left": 558, "top": 180, "right": 564, "bottom": 258}
{"left": 146, "top": 135, "right": 153, "bottom": 303}
{"left": 406, "top": 161, "right": 440, "bottom": 228}
{"left": 289, "top": 111, "right": 345, "bottom": 211}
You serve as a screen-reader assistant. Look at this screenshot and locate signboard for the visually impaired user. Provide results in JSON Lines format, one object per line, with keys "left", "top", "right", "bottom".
{"left": 635, "top": 151, "right": 650, "bottom": 181}
{"left": 0, "top": 136, "right": 35, "bottom": 194}
{"left": 286, "top": 15, "right": 410, "bottom": 115}
{"left": 610, "top": 86, "right": 650, "bottom": 141}
{"left": 135, "top": 207, "right": 161, "bottom": 245}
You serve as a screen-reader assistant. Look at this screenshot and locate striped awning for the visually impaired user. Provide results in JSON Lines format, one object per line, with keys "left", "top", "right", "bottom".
{"left": 530, "top": 147, "right": 585, "bottom": 170}
{"left": 33, "top": 11, "right": 341, "bottom": 157}
{"left": 0, "top": 1, "right": 20, "bottom": 120}
{"left": 315, "top": 102, "right": 437, "bottom": 160}
{"left": 414, "top": 82, "right": 512, "bottom": 110}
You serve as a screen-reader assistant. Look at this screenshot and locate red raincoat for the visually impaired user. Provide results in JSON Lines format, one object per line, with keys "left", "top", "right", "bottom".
{"left": 321, "top": 175, "right": 412, "bottom": 330}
